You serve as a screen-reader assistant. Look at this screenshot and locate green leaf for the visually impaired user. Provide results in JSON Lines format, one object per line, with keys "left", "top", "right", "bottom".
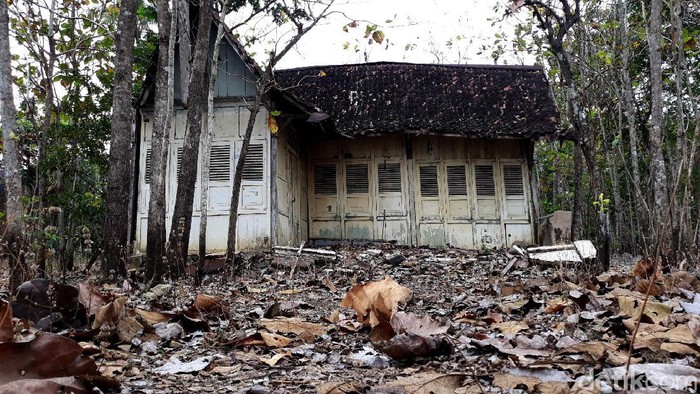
{"left": 270, "top": 110, "right": 281, "bottom": 116}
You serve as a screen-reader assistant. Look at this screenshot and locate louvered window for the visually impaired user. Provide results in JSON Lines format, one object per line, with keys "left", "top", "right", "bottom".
{"left": 242, "top": 144, "right": 264, "bottom": 181}
{"left": 144, "top": 149, "right": 152, "bottom": 184}
{"left": 378, "top": 163, "right": 401, "bottom": 193}
{"left": 346, "top": 164, "right": 368, "bottom": 194}
{"left": 475, "top": 165, "right": 495, "bottom": 196}
{"left": 447, "top": 166, "right": 467, "bottom": 196}
{"left": 176, "top": 146, "right": 184, "bottom": 181}
{"left": 314, "top": 165, "right": 337, "bottom": 195}
{"left": 503, "top": 164, "right": 524, "bottom": 196}
{"left": 209, "top": 145, "right": 230, "bottom": 182}
{"left": 419, "top": 166, "right": 439, "bottom": 197}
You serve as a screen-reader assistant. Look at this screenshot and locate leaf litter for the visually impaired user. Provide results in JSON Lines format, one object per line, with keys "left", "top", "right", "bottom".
{"left": 2, "top": 247, "right": 700, "bottom": 392}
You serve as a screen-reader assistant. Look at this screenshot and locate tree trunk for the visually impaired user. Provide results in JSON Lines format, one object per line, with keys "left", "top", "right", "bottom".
{"left": 225, "top": 90, "right": 265, "bottom": 266}
{"left": 1, "top": 0, "right": 29, "bottom": 292}
{"left": 167, "top": 0, "right": 213, "bottom": 277}
{"left": 197, "top": 15, "right": 225, "bottom": 284}
{"left": 647, "top": 0, "right": 671, "bottom": 260}
{"left": 102, "top": 0, "right": 139, "bottom": 280}
{"left": 146, "top": 0, "right": 177, "bottom": 285}
{"left": 177, "top": 0, "right": 191, "bottom": 106}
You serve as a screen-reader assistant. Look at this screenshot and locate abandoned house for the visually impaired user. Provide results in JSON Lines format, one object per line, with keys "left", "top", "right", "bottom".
{"left": 131, "top": 26, "right": 560, "bottom": 253}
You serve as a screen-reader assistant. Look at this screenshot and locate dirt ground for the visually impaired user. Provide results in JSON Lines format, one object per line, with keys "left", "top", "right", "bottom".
{"left": 4, "top": 245, "right": 700, "bottom": 393}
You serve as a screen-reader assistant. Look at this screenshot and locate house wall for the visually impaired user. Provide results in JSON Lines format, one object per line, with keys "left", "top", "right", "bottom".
{"left": 135, "top": 103, "right": 271, "bottom": 253}
{"left": 272, "top": 127, "right": 309, "bottom": 247}
{"left": 307, "top": 135, "right": 533, "bottom": 249}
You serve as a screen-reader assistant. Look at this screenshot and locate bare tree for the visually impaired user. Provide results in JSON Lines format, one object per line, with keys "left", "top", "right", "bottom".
{"left": 102, "top": 0, "right": 139, "bottom": 280}
{"left": 167, "top": 0, "right": 214, "bottom": 276}
{"left": 1, "top": 0, "right": 29, "bottom": 291}
{"left": 146, "top": 0, "right": 178, "bottom": 285}
{"left": 225, "top": 0, "right": 335, "bottom": 266}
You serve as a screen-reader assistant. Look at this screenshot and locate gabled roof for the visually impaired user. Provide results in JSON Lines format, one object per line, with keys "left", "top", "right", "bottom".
{"left": 275, "top": 62, "right": 560, "bottom": 138}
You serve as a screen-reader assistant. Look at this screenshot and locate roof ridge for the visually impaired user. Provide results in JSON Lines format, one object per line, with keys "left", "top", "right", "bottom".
{"left": 276, "top": 61, "right": 544, "bottom": 72}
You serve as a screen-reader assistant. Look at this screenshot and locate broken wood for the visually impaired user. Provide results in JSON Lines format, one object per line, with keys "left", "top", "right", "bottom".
{"left": 273, "top": 245, "right": 337, "bottom": 260}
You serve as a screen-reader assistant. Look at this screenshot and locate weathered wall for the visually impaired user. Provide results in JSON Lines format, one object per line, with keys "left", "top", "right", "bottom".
{"left": 272, "top": 126, "right": 309, "bottom": 247}
{"left": 307, "top": 135, "right": 533, "bottom": 249}
{"left": 135, "top": 103, "right": 271, "bottom": 253}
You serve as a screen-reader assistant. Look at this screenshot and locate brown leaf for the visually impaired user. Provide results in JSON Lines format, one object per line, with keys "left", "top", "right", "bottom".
{"left": 230, "top": 331, "right": 293, "bottom": 348}
{"left": 92, "top": 296, "right": 128, "bottom": 330}
{"left": 631, "top": 257, "right": 658, "bottom": 278}
{"left": 0, "top": 377, "right": 90, "bottom": 394}
{"left": 0, "top": 333, "right": 97, "bottom": 385}
{"left": 0, "top": 300, "right": 13, "bottom": 343}
{"left": 389, "top": 312, "right": 449, "bottom": 336}
{"left": 492, "top": 372, "right": 540, "bottom": 391}
{"left": 260, "top": 317, "right": 330, "bottom": 338}
{"left": 635, "top": 279, "right": 664, "bottom": 296}
{"left": 259, "top": 351, "right": 290, "bottom": 366}
{"left": 618, "top": 296, "right": 672, "bottom": 324}
{"left": 492, "top": 320, "right": 529, "bottom": 335}
{"left": 664, "top": 271, "right": 700, "bottom": 293}
{"left": 372, "top": 332, "right": 453, "bottom": 360}
{"left": 322, "top": 276, "right": 337, "bottom": 292}
{"left": 340, "top": 276, "right": 412, "bottom": 327}
{"left": 77, "top": 281, "right": 106, "bottom": 316}
{"left": 134, "top": 308, "right": 170, "bottom": 326}
{"left": 372, "top": 373, "right": 465, "bottom": 393}
{"left": 317, "top": 381, "right": 364, "bottom": 394}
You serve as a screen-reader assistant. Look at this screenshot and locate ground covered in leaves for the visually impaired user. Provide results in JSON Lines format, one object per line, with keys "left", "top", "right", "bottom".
{"left": 2, "top": 245, "right": 700, "bottom": 393}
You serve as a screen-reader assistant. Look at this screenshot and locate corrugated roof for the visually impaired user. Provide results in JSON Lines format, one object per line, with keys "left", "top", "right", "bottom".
{"left": 275, "top": 62, "right": 560, "bottom": 138}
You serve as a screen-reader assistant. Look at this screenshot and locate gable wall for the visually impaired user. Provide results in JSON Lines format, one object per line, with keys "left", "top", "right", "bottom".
{"left": 135, "top": 103, "right": 271, "bottom": 253}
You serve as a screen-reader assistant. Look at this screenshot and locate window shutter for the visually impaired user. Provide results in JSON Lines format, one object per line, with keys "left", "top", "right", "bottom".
{"left": 176, "top": 146, "right": 184, "bottom": 181}
{"left": 209, "top": 145, "right": 231, "bottom": 182}
{"left": 446, "top": 165, "right": 467, "bottom": 196}
{"left": 314, "top": 165, "right": 337, "bottom": 195}
{"left": 145, "top": 149, "right": 152, "bottom": 184}
{"left": 419, "top": 166, "right": 439, "bottom": 197}
{"left": 378, "top": 163, "right": 401, "bottom": 193}
{"left": 242, "top": 144, "right": 264, "bottom": 181}
{"left": 346, "top": 164, "right": 369, "bottom": 194}
{"left": 474, "top": 165, "right": 495, "bottom": 196}
{"left": 503, "top": 164, "right": 524, "bottom": 196}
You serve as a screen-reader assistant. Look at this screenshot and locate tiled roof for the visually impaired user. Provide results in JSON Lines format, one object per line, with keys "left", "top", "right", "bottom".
{"left": 275, "top": 62, "right": 560, "bottom": 138}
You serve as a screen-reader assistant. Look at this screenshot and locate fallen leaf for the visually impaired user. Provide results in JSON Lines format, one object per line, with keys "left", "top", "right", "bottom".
{"left": 631, "top": 257, "right": 658, "bottom": 278}
{"left": 259, "top": 351, "right": 290, "bottom": 366}
{"left": 317, "top": 381, "right": 364, "bottom": 394}
{"left": 260, "top": 317, "right": 331, "bottom": 337}
{"left": 230, "top": 331, "right": 293, "bottom": 348}
{"left": 372, "top": 332, "right": 453, "bottom": 360}
{"left": 134, "top": 308, "right": 170, "bottom": 326}
{"left": 152, "top": 356, "right": 213, "bottom": 374}
{"left": 0, "top": 333, "right": 97, "bottom": 385}
{"left": 389, "top": 312, "right": 449, "bottom": 336}
{"left": 371, "top": 373, "right": 465, "bottom": 393}
{"left": 618, "top": 296, "right": 672, "bottom": 324}
{"left": 492, "top": 320, "right": 529, "bottom": 335}
{"left": 340, "top": 276, "right": 412, "bottom": 327}
{"left": 635, "top": 279, "right": 664, "bottom": 296}
{"left": 92, "top": 296, "right": 128, "bottom": 329}
{"left": 322, "top": 276, "right": 337, "bottom": 292}
{"left": 77, "top": 281, "right": 106, "bottom": 316}
{"left": 0, "top": 377, "right": 90, "bottom": 394}
{"left": 209, "top": 365, "right": 242, "bottom": 375}
{"left": 492, "top": 372, "right": 540, "bottom": 391}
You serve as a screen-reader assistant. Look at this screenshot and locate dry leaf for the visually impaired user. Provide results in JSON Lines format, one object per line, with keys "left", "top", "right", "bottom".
{"left": 232, "top": 331, "right": 293, "bottom": 348}
{"left": 259, "top": 351, "right": 290, "bottom": 367}
{"left": 492, "top": 372, "right": 540, "bottom": 390}
{"left": 134, "top": 308, "right": 169, "bottom": 326}
{"left": 260, "top": 317, "right": 330, "bottom": 337}
{"left": 389, "top": 312, "right": 449, "bottom": 336}
{"left": 317, "top": 381, "right": 364, "bottom": 394}
{"left": 0, "top": 377, "right": 90, "bottom": 394}
{"left": 492, "top": 320, "right": 529, "bottom": 335}
{"left": 372, "top": 332, "right": 453, "bottom": 360}
{"left": 0, "top": 333, "right": 97, "bottom": 385}
{"left": 92, "top": 296, "right": 128, "bottom": 329}
{"left": 635, "top": 279, "right": 664, "bottom": 296}
{"left": 618, "top": 296, "right": 672, "bottom": 324}
{"left": 631, "top": 257, "right": 658, "bottom": 278}
{"left": 373, "top": 373, "right": 465, "bottom": 393}
{"left": 322, "top": 276, "right": 337, "bottom": 292}
{"left": 77, "top": 281, "right": 106, "bottom": 317}
{"left": 340, "top": 276, "right": 412, "bottom": 327}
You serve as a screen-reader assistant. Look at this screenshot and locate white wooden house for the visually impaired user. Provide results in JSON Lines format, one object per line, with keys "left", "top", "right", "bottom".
{"left": 131, "top": 28, "right": 559, "bottom": 253}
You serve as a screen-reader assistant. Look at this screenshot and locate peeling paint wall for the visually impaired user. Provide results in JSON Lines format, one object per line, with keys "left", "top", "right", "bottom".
{"left": 307, "top": 136, "right": 533, "bottom": 249}
{"left": 135, "top": 103, "right": 271, "bottom": 253}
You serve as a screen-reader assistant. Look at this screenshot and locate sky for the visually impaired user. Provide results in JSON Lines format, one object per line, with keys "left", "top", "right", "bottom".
{"left": 231, "top": 0, "right": 534, "bottom": 70}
